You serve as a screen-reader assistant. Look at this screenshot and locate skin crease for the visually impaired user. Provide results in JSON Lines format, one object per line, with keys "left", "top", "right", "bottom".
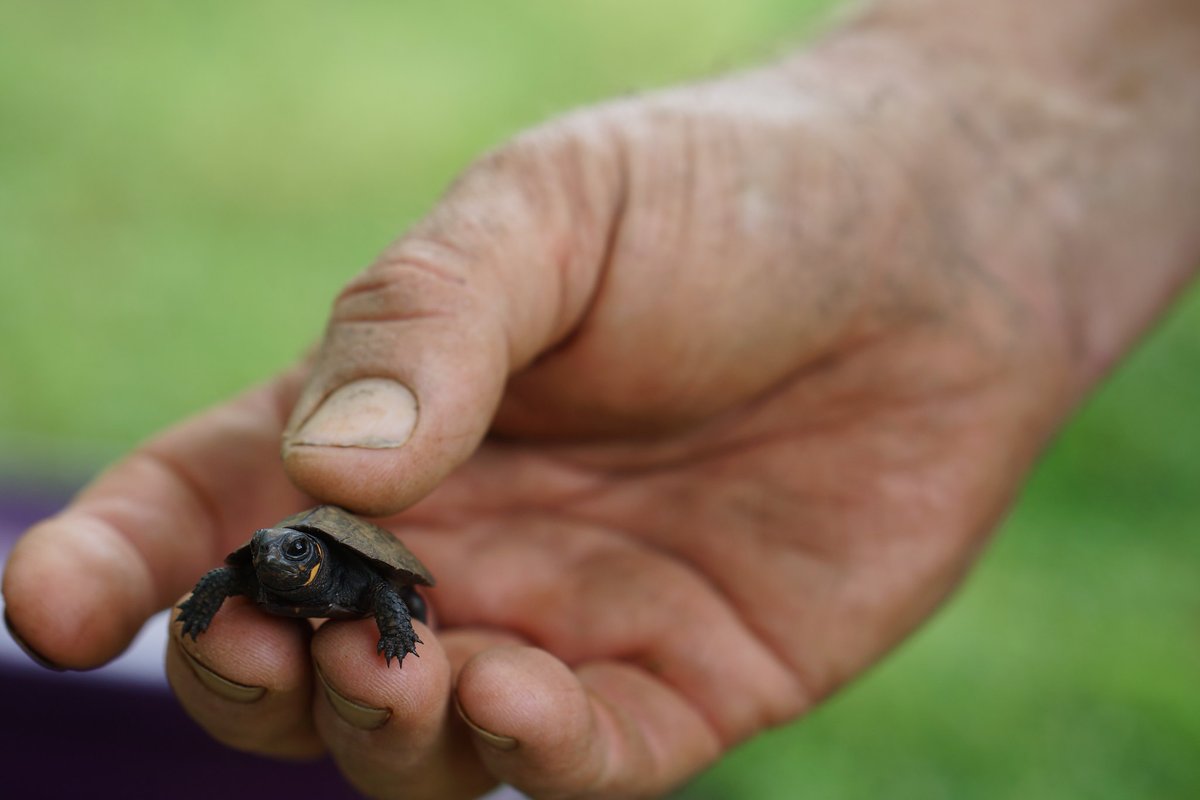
{"left": 4, "top": 1, "right": 1200, "bottom": 798}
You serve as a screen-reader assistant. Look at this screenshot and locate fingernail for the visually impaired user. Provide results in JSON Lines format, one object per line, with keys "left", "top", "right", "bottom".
{"left": 290, "top": 378, "right": 417, "bottom": 449}
{"left": 4, "top": 612, "right": 66, "bottom": 672}
{"left": 177, "top": 644, "right": 266, "bottom": 703}
{"left": 315, "top": 664, "right": 391, "bottom": 730}
{"left": 455, "top": 695, "right": 518, "bottom": 751}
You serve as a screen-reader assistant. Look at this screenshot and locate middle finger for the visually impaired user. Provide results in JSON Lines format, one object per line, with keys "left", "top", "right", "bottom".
{"left": 312, "top": 621, "right": 513, "bottom": 800}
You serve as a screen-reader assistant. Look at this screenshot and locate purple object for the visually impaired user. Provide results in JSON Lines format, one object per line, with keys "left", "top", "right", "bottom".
{"left": 0, "top": 483, "right": 360, "bottom": 800}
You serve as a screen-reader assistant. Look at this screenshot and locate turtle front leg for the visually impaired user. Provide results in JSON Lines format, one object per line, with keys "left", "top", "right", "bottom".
{"left": 370, "top": 581, "right": 422, "bottom": 667}
{"left": 176, "top": 566, "right": 249, "bottom": 640}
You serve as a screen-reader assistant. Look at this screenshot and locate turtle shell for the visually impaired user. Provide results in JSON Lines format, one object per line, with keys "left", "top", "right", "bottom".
{"left": 270, "top": 505, "right": 434, "bottom": 587}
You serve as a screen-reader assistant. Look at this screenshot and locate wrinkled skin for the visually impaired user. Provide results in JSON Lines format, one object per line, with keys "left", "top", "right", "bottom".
{"left": 5, "top": 3, "right": 1200, "bottom": 799}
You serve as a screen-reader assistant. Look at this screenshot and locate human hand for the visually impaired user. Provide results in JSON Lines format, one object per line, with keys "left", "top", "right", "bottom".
{"left": 6, "top": 2, "right": 1199, "bottom": 797}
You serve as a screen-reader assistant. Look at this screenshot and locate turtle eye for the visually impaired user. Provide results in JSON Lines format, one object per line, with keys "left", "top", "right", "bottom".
{"left": 284, "top": 536, "right": 312, "bottom": 561}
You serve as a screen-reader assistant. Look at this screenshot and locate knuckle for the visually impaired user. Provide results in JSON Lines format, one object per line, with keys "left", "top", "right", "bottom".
{"left": 331, "top": 251, "right": 474, "bottom": 327}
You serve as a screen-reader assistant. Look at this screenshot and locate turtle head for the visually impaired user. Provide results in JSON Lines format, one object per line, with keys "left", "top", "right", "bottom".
{"left": 251, "top": 527, "right": 327, "bottom": 595}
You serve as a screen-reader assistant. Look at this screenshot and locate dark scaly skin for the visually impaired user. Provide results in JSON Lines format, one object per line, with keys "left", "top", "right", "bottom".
{"left": 372, "top": 580, "right": 422, "bottom": 666}
{"left": 176, "top": 566, "right": 251, "bottom": 639}
{"left": 177, "top": 532, "right": 427, "bottom": 666}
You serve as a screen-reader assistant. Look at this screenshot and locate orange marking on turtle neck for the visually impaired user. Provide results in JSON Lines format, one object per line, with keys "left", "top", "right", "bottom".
{"left": 303, "top": 561, "right": 321, "bottom": 587}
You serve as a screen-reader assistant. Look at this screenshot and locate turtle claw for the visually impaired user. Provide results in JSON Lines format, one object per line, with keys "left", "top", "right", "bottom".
{"left": 176, "top": 566, "right": 243, "bottom": 640}
{"left": 377, "top": 629, "right": 421, "bottom": 667}
{"left": 372, "top": 580, "right": 423, "bottom": 667}
{"left": 175, "top": 601, "right": 210, "bottom": 641}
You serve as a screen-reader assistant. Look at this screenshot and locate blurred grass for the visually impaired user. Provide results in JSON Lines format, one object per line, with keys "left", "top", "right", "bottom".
{"left": 1, "top": 1, "right": 1198, "bottom": 798}
{"left": 0, "top": 0, "right": 839, "bottom": 453}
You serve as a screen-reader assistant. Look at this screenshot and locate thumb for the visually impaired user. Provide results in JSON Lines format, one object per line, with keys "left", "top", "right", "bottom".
{"left": 282, "top": 121, "right": 623, "bottom": 515}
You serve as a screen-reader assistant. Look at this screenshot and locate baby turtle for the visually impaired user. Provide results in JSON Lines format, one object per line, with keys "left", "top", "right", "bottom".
{"left": 176, "top": 505, "right": 434, "bottom": 666}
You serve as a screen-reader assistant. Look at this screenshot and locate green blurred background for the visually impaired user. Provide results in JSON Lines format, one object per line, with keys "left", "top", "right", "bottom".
{"left": 1, "top": 1, "right": 1197, "bottom": 797}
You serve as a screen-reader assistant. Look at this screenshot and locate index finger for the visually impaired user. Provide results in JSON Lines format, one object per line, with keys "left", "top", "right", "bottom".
{"left": 1, "top": 371, "right": 310, "bottom": 669}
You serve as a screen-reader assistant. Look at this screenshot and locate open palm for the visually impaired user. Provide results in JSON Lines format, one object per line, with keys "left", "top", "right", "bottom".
{"left": 4, "top": 46, "right": 1075, "bottom": 800}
